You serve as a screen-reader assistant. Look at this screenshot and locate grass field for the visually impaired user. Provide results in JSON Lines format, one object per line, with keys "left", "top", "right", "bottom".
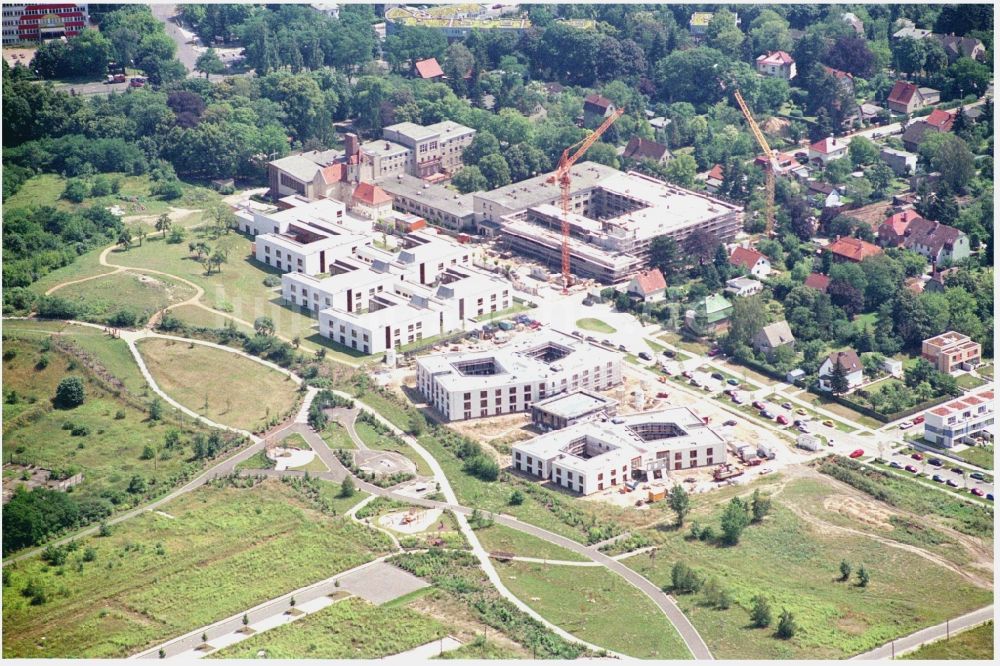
{"left": 952, "top": 445, "right": 994, "bottom": 470}
{"left": 208, "top": 596, "right": 447, "bottom": 659}
{"left": 1, "top": 480, "right": 392, "bottom": 658}
{"left": 320, "top": 421, "right": 356, "bottom": 450}
{"left": 901, "top": 621, "right": 993, "bottom": 660}
{"left": 623, "top": 476, "right": 993, "bottom": 659}
{"left": 806, "top": 395, "right": 883, "bottom": 430}
{"left": 2, "top": 320, "right": 149, "bottom": 397}
{"left": 234, "top": 449, "right": 273, "bottom": 471}
{"left": 497, "top": 560, "right": 690, "bottom": 659}
{"left": 135, "top": 338, "right": 300, "bottom": 431}
{"left": 658, "top": 330, "right": 711, "bottom": 356}
{"left": 164, "top": 304, "right": 254, "bottom": 334}
{"left": 575, "top": 318, "right": 616, "bottom": 334}
{"left": 314, "top": 480, "right": 371, "bottom": 516}
{"left": 1, "top": 336, "right": 210, "bottom": 501}
{"left": 56, "top": 271, "right": 197, "bottom": 324}
{"left": 29, "top": 247, "right": 111, "bottom": 296}
{"left": 354, "top": 420, "right": 433, "bottom": 477}
{"left": 473, "top": 524, "right": 588, "bottom": 562}
{"left": 956, "top": 373, "right": 988, "bottom": 389}
{"left": 5, "top": 173, "right": 219, "bottom": 219}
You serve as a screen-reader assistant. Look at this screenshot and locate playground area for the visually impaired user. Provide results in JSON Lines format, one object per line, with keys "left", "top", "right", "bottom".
{"left": 378, "top": 508, "right": 444, "bottom": 534}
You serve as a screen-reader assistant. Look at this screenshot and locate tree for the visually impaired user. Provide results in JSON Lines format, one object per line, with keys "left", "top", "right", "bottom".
{"left": 478, "top": 153, "right": 511, "bottom": 189}
{"left": 339, "top": 476, "right": 355, "bottom": 498}
{"left": 750, "top": 489, "right": 771, "bottom": 523}
{"left": 848, "top": 136, "right": 878, "bottom": 167}
{"left": 705, "top": 9, "right": 744, "bottom": 59}
{"left": 649, "top": 236, "right": 683, "bottom": 280}
{"left": 701, "top": 576, "right": 733, "bottom": 610}
{"left": 664, "top": 153, "right": 697, "bottom": 188}
{"left": 668, "top": 484, "right": 690, "bottom": 526}
{"left": 195, "top": 48, "right": 226, "bottom": 78}
{"left": 825, "top": 37, "right": 876, "bottom": 78}
{"left": 856, "top": 565, "right": 870, "bottom": 587}
{"left": 62, "top": 179, "right": 89, "bottom": 203}
{"left": 208, "top": 249, "right": 227, "bottom": 274}
{"left": 776, "top": 608, "right": 797, "bottom": 639}
{"left": 839, "top": 560, "right": 852, "bottom": 581}
{"left": 149, "top": 397, "right": 163, "bottom": 421}
{"left": 670, "top": 561, "right": 702, "bottom": 594}
{"left": 720, "top": 497, "right": 750, "bottom": 545}
{"left": 891, "top": 37, "right": 926, "bottom": 76}
{"left": 722, "top": 295, "right": 768, "bottom": 356}
{"left": 54, "top": 376, "right": 86, "bottom": 409}
{"left": 127, "top": 474, "right": 147, "bottom": 494}
{"left": 451, "top": 166, "right": 488, "bottom": 194}
{"left": 925, "top": 134, "right": 976, "bottom": 192}
{"left": 829, "top": 358, "right": 850, "bottom": 395}
{"left": 750, "top": 594, "right": 772, "bottom": 628}
{"left": 155, "top": 213, "right": 172, "bottom": 238}
{"left": 254, "top": 316, "right": 275, "bottom": 337}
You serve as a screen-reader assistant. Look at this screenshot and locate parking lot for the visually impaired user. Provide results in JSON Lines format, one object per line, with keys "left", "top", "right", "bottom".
{"left": 884, "top": 448, "right": 994, "bottom": 499}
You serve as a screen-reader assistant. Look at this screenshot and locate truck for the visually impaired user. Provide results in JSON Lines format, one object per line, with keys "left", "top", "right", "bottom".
{"left": 713, "top": 463, "right": 744, "bottom": 482}
{"left": 735, "top": 444, "right": 756, "bottom": 463}
{"left": 757, "top": 444, "right": 776, "bottom": 460}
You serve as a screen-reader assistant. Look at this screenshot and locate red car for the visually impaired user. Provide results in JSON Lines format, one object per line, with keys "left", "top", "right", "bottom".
{"left": 776, "top": 415, "right": 789, "bottom": 425}
{"left": 752, "top": 400, "right": 766, "bottom": 410}
{"left": 904, "top": 464, "right": 918, "bottom": 473}
{"left": 849, "top": 449, "right": 864, "bottom": 459}
{"left": 971, "top": 487, "right": 985, "bottom": 497}
{"left": 911, "top": 452, "right": 923, "bottom": 461}
{"left": 913, "top": 415, "right": 925, "bottom": 424}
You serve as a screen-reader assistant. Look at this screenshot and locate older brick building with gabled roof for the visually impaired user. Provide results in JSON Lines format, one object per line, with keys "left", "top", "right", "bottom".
{"left": 414, "top": 58, "right": 445, "bottom": 79}
{"left": 623, "top": 137, "right": 672, "bottom": 165}
{"left": 825, "top": 236, "right": 883, "bottom": 263}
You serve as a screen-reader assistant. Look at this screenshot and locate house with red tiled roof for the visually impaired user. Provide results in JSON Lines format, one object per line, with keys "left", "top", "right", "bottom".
{"left": 923, "top": 385, "right": 993, "bottom": 448}
{"left": 924, "top": 108, "right": 955, "bottom": 131}
{"left": 622, "top": 137, "right": 672, "bottom": 165}
{"left": 877, "top": 209, "right": 924, "bottom": 246}
{"left": 808, "top": 137, "right": 848, "bottom": 165}
{"left": 825, "top": 236, "right": 883, "bottom": 263}
{"left": 818, "top": 349, "right": 864, "bottom": 392}
{"left": 626, "top": 268, "right": 667, "bottom": 302}
{"left": 822, "top": 65, "right": 855, "bottom": 93}
{"left": 887, "top": 81, "right": 936, "bottom": 114}
{"left": 804, "top": 272, "right": 830, "bottom": 293}
{"left": 703, "top": 164, "right": 725, "bottom": 193}
{"left": 414, "top": 58, "right": 444, "bottom": 79}
{"left": 583, "top": 93, "right": 616, "bottom": 125}
{"left": 351, "top": 182, "right": 393, "bottom": 221}
{"left": 755, "top": 51, "right": 796, "bottom": 80}
{"left": 729, "top": 246, "right": 772, "bottom": 278}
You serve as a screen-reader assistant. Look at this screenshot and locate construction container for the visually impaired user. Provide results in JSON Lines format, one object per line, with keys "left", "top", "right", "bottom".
{"left": 648, "top": 489, "right": 666, "bottom": 503}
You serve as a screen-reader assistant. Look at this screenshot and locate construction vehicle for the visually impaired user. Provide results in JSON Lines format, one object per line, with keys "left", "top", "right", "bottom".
{"left": 713, "top": 463, "right": 744, "bottom": 482}
{"left": 549, "top": 107, "right": 625, "bottom": 293}
{"left": 719, "top": 78, "right": 777, "bottom": 236}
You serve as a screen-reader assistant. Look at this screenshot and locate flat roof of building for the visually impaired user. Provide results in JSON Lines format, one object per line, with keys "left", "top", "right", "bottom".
{"left": 384, "top": 121, "right": 438, "bottom": 142}
{"left": 360, "top": 139, "right": 409, "bottom": 157}
{"left": 377, "top": 174, "right": 476, "bottom": 218}
{"left": 533, "top": 390, "right": 617, "bottom": 419}
{"left": 477, "top": 162, "right": 620, "bottom": 210}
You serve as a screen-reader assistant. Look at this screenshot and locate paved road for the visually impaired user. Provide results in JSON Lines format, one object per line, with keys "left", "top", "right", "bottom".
{"left": 151, "top": 4, "right": 197, "bottom": 73}
{"left": 851, "top": 605, "right": 994, "bottom": 659}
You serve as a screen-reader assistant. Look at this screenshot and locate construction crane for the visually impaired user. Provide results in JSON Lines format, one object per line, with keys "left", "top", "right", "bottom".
{"left": 549, "top": 107, "right": 625, "bottom": 293}
{"left": 722, "top": 81, "right": 777, "bottom": 236}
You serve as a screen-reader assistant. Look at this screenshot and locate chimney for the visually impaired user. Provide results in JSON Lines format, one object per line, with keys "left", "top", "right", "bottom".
{"left": 344, "top": 133, "right": 359, "bottom": 157}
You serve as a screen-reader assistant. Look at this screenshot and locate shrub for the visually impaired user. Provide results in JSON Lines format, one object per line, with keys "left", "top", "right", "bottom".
{"left": 750, "top": 594, "right": 772, "bottom": 628}
{"left": 107, "top": 309, "right": 139, "bottom": 328}
{"left": 670, "top": 561, "right": 702, "bottom": 594}
{"left": 776, "top": 608, "right": 796, "bottom": 639}
{"left": 508, "top": 489, "right": 525, "bottom": 505}
{"left": 463, "top": 454, "right": 500, "bottom": 481}
{"left": 262, "top": 275, "right": 281, "bottom": 288}
{"left": 54, "top": 376, "right": 86, "bottom": 408}
{"left": 70, "top": 424, "right": 90, "bottom": 436}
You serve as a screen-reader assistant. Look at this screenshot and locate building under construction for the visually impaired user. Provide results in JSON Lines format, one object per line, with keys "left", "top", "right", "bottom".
{"left": 476, "top": 163, "right": 744, "bottom": 283}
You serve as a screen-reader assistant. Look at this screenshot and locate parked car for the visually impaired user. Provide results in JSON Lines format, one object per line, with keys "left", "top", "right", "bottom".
{"left": 752, "top": 400, "right": 766, "bottom": 410}
{"left": 947, "top": 479, "right": 960, "bottom": 488}
{"left": 682, "top": 371, "right": 693, "bottom": 379}
{"left": 951, "top": 466, "right": 964, "bottom": 474}
{"left": 707, "top": 348, "right": 721, "bottom": 357}
{"left": 899, "top": 421, "right": 914, "bottom": 430}
{"left": 585, "top": 335, "right": 597, "bottom": 342}
{"left": 932, "top": 474, "right": 944, "bottom": 483}
{"left": 727, "top": 378, "right": 739, "bottom": 386}
{"left": 602, "top": 338, "right": 613, "bottom": 346}
{"left": 711, "top": 372, "right": 724, "bottom": 381}
{"left": 849, "top": 449, "right": 864, "bottom": 459}
{"left": 760, "top": 410, "right": 775, "bottom": 419}
{"left": 781, "top": 402, "right": 792, "bottom": 410}
{"left": 656, "top": 392, "right": 669, "bottom": 399}
{"left": 987, "top": 493, "right": 994, "bottom": 502}
{"left": 928, "top": 458, "right": 943, "bottom": 467}
{"left": 823, "top": 420, "right": 834, "bottom": 427}
{"left": 796, "top": 408, "right": 807, "bottom": 416}
{"left": 732, "top": 395, "right": 744, "bottom": 404}
{"left": 571, "top": 331, "right": 582, "bottom": 338}
{"left": 663, "top": 349, "right": 675, "bottom": 358}
{"left": 618, "top": 344, "right": 627, "bottom": 352}
{"left": 776, "top": 415, "right": 789, "bottom": 425}
{"left": 798, "top": 424, "right": 810, "bottom": 433}
{"left": 889, "top": 461, "right": 903, "bottom": 469}
{"left": 912, "top": 416, "right": 925, "bottom": 424}
{"left": 970, "top": 472, "right": 986, "bottom": 481}
{"left": 911, "top": 453, "right": 923, "bottom": 461}
{"left": 724, "top": 388, "right": 736, "bottom": 397}
{"left": 904, "top": 464, "right": 918, "bottom": 473}
{"left": 723, "top": 419, "right": 738, "bottom": 427}
{"left": 638, "top": 351, "right": 653, "bottom": 361}
{"left": 970, "top": 487, "right": 985, "bottom": 497}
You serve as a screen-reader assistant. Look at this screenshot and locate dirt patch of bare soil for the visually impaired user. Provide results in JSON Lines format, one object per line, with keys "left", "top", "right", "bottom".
{"left": 823, "top": 494, "right": 895, "bottom": 531}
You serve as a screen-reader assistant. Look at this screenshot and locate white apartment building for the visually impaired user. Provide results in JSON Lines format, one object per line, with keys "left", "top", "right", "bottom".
{"left": 416, "top": 331, "right": 623, "bottom": 421}
{"left": 320, "top": 291, "right": 444, "bottom": 354}
{"left": 923, "top": 387, "right": 994, "bottom": 449}
{"left": 283, "top": 257, "right": 398, "bottom": 314}
{"left": 511, "top": 408, "right": 727, "bottom": 495}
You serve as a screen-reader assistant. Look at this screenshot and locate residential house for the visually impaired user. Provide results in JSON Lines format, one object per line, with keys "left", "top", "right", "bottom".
{"left": 688, "top": 11, "right": 741, "bottom": 37}
{"left": 806, "top": 180, "right": 841, "bottom": 208}
{"left": 818, "top": 349, "right": 864, "bottom": 392}
{"left": 882, "top": 357, "right": 904, "bottom": 377}
{"left": 626, "top": 268, "right": 667, "bottom": 303}
{"left": 622, "top": 137, "right": 672, "bottom": 165}
{"left": 804, "top": 272, "right": 830, "bottom": 293}
{"left": 703, "top": 164, "right": 725, "bottom": 194}
{"left": 877, "top": 209, "right": 924, "bottom": 245}
{"left": 892, "top": 21, "right": 932, "bottom": 41}
{"left": 918, "top": 87, "right": 941, "bottom": 106}
{"left": 582, "top": 94, "right": 616, "bottom": 126}
{"left": 924, "top": 108, "right": 955, "bottom": 131}
{"left": 825, "top": 236, "right": 883, "bottom": 263}
{"left": 752, "top": 321, "right": 796, "bottom": 356}
{"left": 414, "top": 57, "right": 445, "bottom": 80}
{"left": 808, "top": 137, "right": 848, "bottom": 165}
{"left": 905, "top": 276, "right": 926, "bottom": 294}
{"left": 931, "top": 33, "right": 987, "bottom": 63}
{"left": 879, "top": 147, "right": 918, "bottom": 176}
{"left": 685, "top": 293, "right": 733, "bottom": 336}
{"left": 923, "top": 386, "right": 994, "bottom": 448}
{"left": 755, "top": 51, "right": 796, "bottom": 80}
{"left": 728, "top": 246, "right": 771, "bottom": 278}
{"left": 923, "top": 330, "right": 982, "bottom": 374}
{"left": 887, "top": 81, "right": 935, "bottom": 114}
{"left": 901, "top": 218, "right": 971, "bottom": 264}
{"left": 351, "top": 182, "right": 393, "bottom": 221}
{"left": 860, "top": 102, "right": 885, "bottom": 124}
{"left": 842, "top": 12, "right": 864, "bottom": 36}
{"left": 822, "top": 65, "right": 855, "bottom": 94}
{"left": 724, "top": 276, "right": 763, "bottom": 297}
{"left": 924, "top": 266, "right": 960, "bottom": 293}
{"left": 901, "top": 120, "right": 936, "bottom": 152}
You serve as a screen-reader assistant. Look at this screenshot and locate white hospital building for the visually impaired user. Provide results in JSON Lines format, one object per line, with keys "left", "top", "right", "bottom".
{"left": 416, "top": 331, "right": 622, "bottom": 421}
{"left": 512, "top": 408, "right": 727, "bottom": 495}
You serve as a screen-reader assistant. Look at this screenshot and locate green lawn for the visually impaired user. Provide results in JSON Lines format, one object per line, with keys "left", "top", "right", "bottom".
{"left": 956, "top": 373, "right": 988, "bottom": 389}
{"left": 951, "top": 445, "right": 994, "bottom": 471}
{"left": 659, "top": 330, "right": 711, "bottom": 356}
{"left": 321, "top": 420, "right": 356, "bottom": 450}
{"left": 136, "top": 338, "right": 300, "bottom": 431}
{"left": 901, "top": 621, "right": 993, "bottom": 660}
{"left": 2, "top": 336, "right": 211, "bottom": 503}
{"left": 55, "top": 270, "right": 197, "bottom": 325}
{"left": 474, "top": 300, "right": 534, "bottom": 323}
{"left": 234, "top": 450, "right": 273, "bottom": 471}
{"left": 976, "top": 364, "right": 994, "bottom": 379}
{"left": 473, "top": 523, "right": 588, "bottom": 562}
{"left": 803, "top": 395, "right": 876, "bottom": 430}
{"left": 289, "top": 456, "right": 329, "bottom": 473}
{"left": 498, "top": 560, "right": 690, "bottom": 659}
{"left": 1, "top": 480, "right": 393, "bottom": 658}
{"left": 624, "top": 477, "right": 993, "bottom": 659}
{"left": 2, "top": 320, "right": 149, "bottom": 397}
{"left": 314, "top": 480, "right": 371, "bottom": 516}
{"left": 575, "top": 318, "right": 616, "bottom": 334}
{"left": 208, "top": 596, "right": 448, "bottom": 658}
{"left": 164, "top": 303, "right": 254, "bottom": 334}
{"left": 355, "top": 420, "right": 433, "bottom": 477}
{"left": 279, "top": 433, "right": 310, "bottom": 450}
{"left": 29, "top": 246, "right": 111, "bottom": 296}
